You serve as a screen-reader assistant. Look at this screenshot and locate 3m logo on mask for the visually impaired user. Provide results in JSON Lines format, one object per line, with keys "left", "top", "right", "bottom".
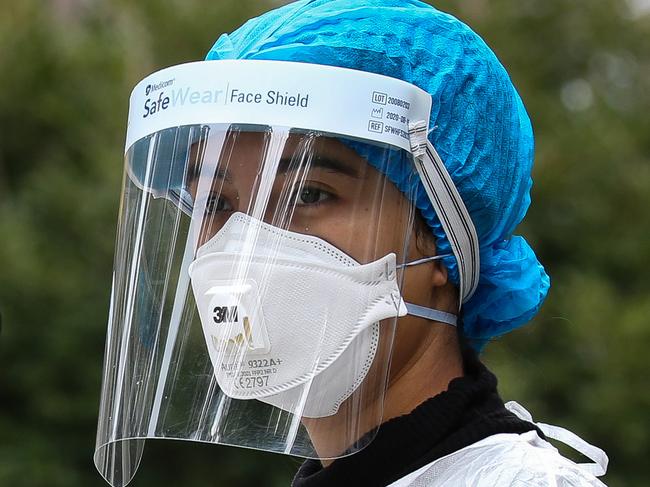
{"left": 194, "top": 281, "right": 271, "bottom": 354}
{"left": 213, "top": 305, "right": 239, "bottom": 324}
{"left": 212, "top": 305, "right": 252, "bottom": 347}
{"left": 212, "top": 306, "right": 254, "bottom": 348}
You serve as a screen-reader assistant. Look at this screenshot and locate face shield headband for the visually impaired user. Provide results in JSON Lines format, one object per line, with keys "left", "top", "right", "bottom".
{"left": 95, "top": 60, "right": 480, "bottom": 487}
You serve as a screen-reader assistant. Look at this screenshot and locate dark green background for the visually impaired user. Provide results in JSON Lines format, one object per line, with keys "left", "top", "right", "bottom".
{"left": 1, "top": 1, "right": 648, "bottom": 485}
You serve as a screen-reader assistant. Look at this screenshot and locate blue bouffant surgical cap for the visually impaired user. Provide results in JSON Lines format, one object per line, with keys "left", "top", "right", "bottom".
{"left": 205, "top": 0, "right": 550, "bottom": 348}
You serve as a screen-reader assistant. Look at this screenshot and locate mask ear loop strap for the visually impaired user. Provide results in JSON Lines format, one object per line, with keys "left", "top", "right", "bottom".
{"left": 396, "top": 253, "right": 452, "bottom": 268}
{"left": 408, "top": 121, "right": 480, "bottom": 306}
{"left": 404, "top": 303, "right": 457, "bottom": 326}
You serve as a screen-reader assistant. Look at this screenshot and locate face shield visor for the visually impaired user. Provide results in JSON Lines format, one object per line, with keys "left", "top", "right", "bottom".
{"left": 95, "top": 60, "right": 479, "bottom": 487}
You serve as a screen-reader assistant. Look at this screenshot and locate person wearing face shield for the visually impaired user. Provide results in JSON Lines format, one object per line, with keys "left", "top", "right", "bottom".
{"left": 94, "top": 1, "right": 609, "bottom": 486}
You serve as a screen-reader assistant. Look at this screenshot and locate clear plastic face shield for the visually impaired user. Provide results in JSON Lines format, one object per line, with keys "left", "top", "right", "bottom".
{"left": 95, "top": 60, "right": 461, "bottom": 486}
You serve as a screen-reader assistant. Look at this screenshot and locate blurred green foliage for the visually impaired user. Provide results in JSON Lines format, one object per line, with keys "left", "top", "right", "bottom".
{"left": 0, "top": 0, "right": 648, "bottom": 486}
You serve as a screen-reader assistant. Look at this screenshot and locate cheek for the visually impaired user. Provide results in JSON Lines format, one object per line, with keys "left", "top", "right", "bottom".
{"left": 307, "top": 207, "right": 412, "bottom": 263}
{"left": 318, "top": 197, "right": 414, "bottom": 263}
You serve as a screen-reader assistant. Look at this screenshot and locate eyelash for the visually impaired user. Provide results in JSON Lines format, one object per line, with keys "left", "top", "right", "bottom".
{"left": 293, "top": 185, "right": 334, "bottom": 207}
{"left": 200, "top": 183, "right": 336, "bottom": 215}
{"left": 204, "top": 194, "right": 234, "bottom": 214}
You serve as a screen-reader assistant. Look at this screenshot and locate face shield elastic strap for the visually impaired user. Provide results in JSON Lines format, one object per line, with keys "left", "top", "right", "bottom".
{"left": 398, "top": 254, "right": 458, "bottom": 326}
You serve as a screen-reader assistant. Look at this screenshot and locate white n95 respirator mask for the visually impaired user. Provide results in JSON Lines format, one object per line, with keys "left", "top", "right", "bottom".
{"left": 188, "top": 212, "right": 407, "bottom": 418}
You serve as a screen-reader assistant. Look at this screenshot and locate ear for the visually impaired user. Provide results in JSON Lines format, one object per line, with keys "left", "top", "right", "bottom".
{"left": 431, "top": 259, "right": 448, "bottom": 288}
{"left": 414, "top": 223, "right": 448, "bottom": 288}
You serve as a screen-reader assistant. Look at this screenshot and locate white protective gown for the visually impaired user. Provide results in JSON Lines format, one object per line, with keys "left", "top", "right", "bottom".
{"left": 387, "top": 402, "right": 609, "bottom": 487}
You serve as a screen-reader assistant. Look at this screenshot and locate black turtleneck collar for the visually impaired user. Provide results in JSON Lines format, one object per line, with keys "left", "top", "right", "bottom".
{"left": 292, "top": 349, "right": 541, "bottom": 487}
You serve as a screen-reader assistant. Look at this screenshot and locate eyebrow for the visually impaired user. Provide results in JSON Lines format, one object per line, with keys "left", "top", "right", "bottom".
{"left": 277, "top": 155, "right": 363, "bottom": 178}
{"left": 188, "top": 153, "right": 363, "bottom": 185}
{"left": 188, "top": 164, "right": 232, "bottom": 183}
{"left": 214, "top": 167, "right": 233, "bottom": 182}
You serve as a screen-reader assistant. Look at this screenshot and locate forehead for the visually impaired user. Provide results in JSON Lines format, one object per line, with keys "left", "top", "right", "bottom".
{"left": 188, "top": 129, "right": 378, "bottom": 181}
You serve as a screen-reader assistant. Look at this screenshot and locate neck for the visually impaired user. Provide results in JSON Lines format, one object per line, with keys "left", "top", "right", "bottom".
{"left": 383, "top": 325, "right": 463, "bottom": 422}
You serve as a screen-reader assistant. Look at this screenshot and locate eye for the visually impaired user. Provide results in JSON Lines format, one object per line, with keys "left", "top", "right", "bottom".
{"left": 296, "top": 186, "right": 332, "bottom": 206}
{"left": 205, "top": 194, "right": 233, "bottom": 214}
